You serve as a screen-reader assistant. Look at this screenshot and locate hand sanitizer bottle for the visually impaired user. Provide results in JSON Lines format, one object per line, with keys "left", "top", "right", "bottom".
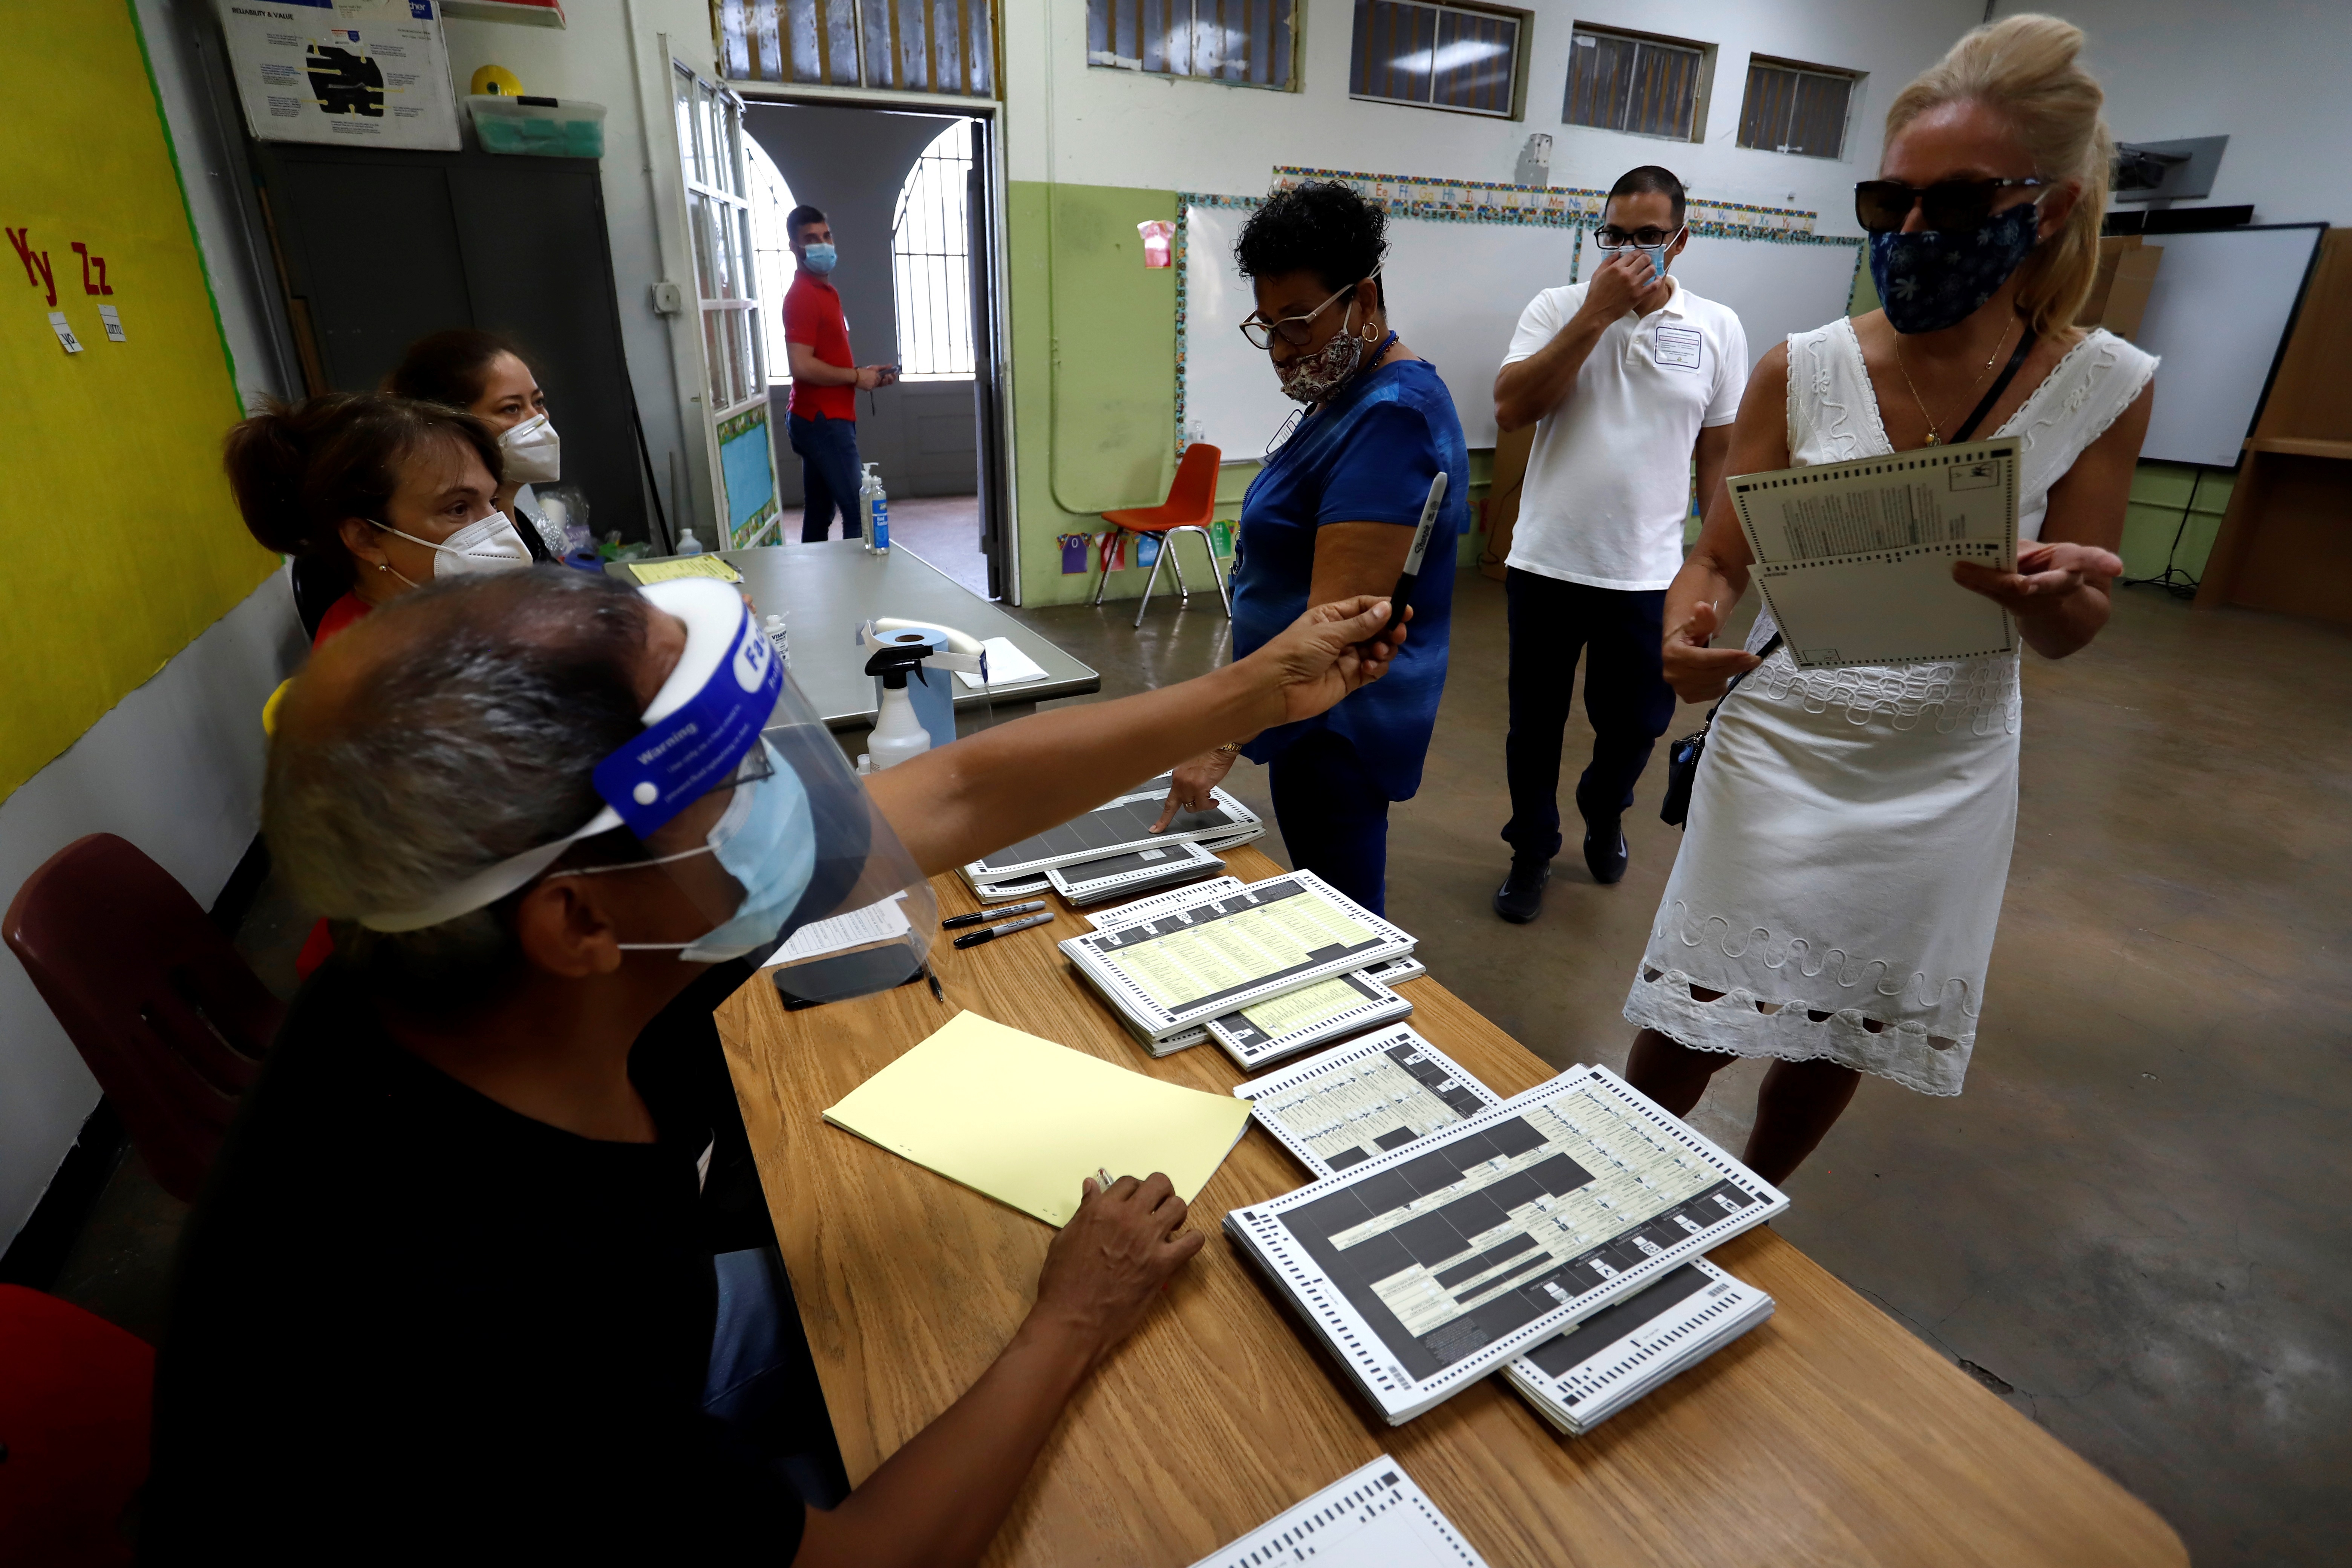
{"left": 860, "top": 464, "right": 890, "bottom": 555}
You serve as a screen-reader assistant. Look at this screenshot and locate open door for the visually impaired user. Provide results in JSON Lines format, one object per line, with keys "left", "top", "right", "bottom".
{"left": 671, "top": 62, "right": 781, "bottom": 548}
{"left": 968, "top": 116, "right": 1013, "bottom": 600}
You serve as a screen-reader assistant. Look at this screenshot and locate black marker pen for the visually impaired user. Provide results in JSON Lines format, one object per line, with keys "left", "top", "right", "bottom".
{"left": 951, "top": 911, "right": 1055, "bottom": 950}
{"left": 1376, "top": 472, "right": 1448, "bottom": 644}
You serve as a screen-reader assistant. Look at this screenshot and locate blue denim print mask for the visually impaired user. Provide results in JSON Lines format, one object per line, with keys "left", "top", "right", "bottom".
{"left": 1870, "top": 199, "right": 2041, "bottom": 334}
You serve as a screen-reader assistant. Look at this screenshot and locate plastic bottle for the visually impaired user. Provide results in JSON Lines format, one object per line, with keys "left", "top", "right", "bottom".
{"left": 860, "top": 463, "right": 890, "bottom": 554}
{"left": 868, "top": 674, "right": 930, "bottom": 768}
{"left": 763, "top": 612, "right": 790, "bottom": 665}
{"left": 677, "top": 528, "right": 703, "bottom": 556}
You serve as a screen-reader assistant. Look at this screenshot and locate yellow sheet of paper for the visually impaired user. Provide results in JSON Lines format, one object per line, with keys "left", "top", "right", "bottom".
{"left": 823, "top": 1011, "right": 1254, "bottom": 1226}
{"left": 629, "top": 555, "right": 743, "bottom": 583}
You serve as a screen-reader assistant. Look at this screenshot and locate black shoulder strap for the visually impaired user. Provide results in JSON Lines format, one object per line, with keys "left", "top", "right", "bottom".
{"left": 1704, "top": 630, "right": 1784, "bottom": 723}
{"left": 1951, "top": 325, "right": 2037, "bottom": 445}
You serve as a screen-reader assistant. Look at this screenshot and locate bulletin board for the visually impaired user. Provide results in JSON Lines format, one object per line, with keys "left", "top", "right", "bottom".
{"left": 0, "top": 3, "right": 280, "bottom": 803}
{"left": 1178, "top": 169, "right": 1862, "bottom": 456}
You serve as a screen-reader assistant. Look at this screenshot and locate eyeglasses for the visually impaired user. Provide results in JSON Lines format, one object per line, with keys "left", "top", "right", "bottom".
{"left": 1854, "top": 178, "right": 2048, "bottom": 235}
{"left": 1239, "top": 277, "right": 1373, "bottom": 351}
{"left": 1594, "top": 224, "right": 1684, "bottom": 250}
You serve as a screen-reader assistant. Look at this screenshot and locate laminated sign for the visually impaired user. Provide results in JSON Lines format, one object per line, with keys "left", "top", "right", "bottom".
{"left": 220, "top": 0, "right": 462, "bottom": 150}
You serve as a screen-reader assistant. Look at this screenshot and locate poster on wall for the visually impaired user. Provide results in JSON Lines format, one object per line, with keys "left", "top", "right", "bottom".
{"left": 218, "top": 0, "right": 461, "bottom": 150}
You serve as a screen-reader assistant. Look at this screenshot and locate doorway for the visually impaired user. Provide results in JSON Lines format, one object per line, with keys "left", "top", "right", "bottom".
{"left": 743, "top": 101, "right": 1007, "bottom": 599}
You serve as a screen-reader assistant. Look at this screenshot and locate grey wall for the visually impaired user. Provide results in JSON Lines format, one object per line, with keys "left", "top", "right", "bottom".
{"left": 747, "top": 102, "right": 981, "bottom": 505}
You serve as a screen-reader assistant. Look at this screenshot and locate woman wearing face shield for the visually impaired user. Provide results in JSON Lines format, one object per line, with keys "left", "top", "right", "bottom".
{"left": 224, "top": 390, "right": 544, "bottom": 648}
{"left": 388, "top": 327, "right": 569, "bottom": 556}
{"left": 145, "top": 568, "right": 1416, "bottom": 1566}
{"left": 1154, "top": 181, "right": 1470, "bottom": 918}
{"left": 1620, "top": 16, "right": 2156, "bottom": 1185}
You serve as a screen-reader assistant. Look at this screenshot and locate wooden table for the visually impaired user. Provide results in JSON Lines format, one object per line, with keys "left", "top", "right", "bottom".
{"left": 717, "top": 848, "right": 2185, "bottom": 1567}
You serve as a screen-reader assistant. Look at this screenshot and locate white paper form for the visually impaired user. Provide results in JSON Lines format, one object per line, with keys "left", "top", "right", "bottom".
{"left": 1185, "top": 1456, "right": 1489, "bottom": 1568}
{"left": 954, "top": 636, "right": 1048, "bottom": 689}
{"left": 763, "top": 893, "right": 910, "bottom": 966}
{"left": 1730, "top": 436, "right": 2019, "bottom": 669}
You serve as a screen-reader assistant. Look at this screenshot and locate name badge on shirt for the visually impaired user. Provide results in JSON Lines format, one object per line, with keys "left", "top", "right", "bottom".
{"left": 1652, "top": 325, "right": 1703, "bottom": 371}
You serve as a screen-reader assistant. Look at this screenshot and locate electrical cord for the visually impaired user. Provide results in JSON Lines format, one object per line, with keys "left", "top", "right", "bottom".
{"left": 2118, "top": 466, "right": 2211, "bottom": 601}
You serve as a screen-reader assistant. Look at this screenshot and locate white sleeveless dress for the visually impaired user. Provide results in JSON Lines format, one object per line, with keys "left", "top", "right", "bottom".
{"left": 1622, "top": 320, "right": 2157, "bottom": 1095}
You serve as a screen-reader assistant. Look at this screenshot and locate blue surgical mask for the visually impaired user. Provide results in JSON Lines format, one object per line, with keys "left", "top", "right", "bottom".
{"left": 1870, "top": 199, "right": 2042, "bottom": 334}
{"left": 1634, "top": 233, "right": 1679, "bottom": 284}
{"left": 801, "top": 242, "right": 838, "bottom": 276}
{"left": 601, "top": 743, "right": 818, "bottom": 963}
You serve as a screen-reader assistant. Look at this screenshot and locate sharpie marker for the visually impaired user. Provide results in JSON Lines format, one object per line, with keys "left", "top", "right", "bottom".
{"left": 951, "top": 911, "right": 1055, "bottom": 949}
{"left": 1376, "top": 472, "right": 1448, "bottom": 643}
{"left": 942, "top": 899, "right": 1045, "bottom": 930}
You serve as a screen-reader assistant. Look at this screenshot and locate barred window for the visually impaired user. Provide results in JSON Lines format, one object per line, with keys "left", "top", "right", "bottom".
{"left": 1563, "top": 25, "right": 1708, "bottom": 141}
{"left": 715, "top": 0, "right": 997, "bottom": 98}
{"left": 891, "top": 119, "right": 975, "bottom": 378}
{"left": 1349, "top": 0, "right": 1525, "bottom": 118}
{"left": 1084, "top": 0, "right": 1297, "bottom": 90}
{"left": 1737, "top": 57, "right": 1859, "bottom": 159}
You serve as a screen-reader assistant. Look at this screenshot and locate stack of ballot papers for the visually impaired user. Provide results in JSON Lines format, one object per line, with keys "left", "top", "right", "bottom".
{"left": 1225, "top": 1063, "right": 1785, "bottom": 1423}
{"left": 821, "top": 1011, "right": 1252, "bottom": 1225}
{"left": 958, "top": 777, "right": 1263, "bottom": 900}
{"left": 1060, "top": 870, "right": 1416, "bottom": 1054}
{"left": 953, "top": 635, "right": 1048, "bottom": 689}
{"left": 1730, "top": 435, "right": 2019, "bottom": 669}
{"left": 1185, "top": 1456, "right": 1488, "bottom": 1568}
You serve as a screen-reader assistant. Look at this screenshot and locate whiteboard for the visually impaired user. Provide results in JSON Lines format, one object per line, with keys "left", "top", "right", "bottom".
{"left": 2128, "top": 225, "right": 2324, "bottom": 468}
{"left": 1182, "top": 203, "right": 1861, "bottom": 456}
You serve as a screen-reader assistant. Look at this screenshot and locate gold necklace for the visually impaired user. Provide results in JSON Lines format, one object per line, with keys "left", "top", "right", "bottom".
{"left": 1893, "top": 315, "right": 2018, "bottom": 445}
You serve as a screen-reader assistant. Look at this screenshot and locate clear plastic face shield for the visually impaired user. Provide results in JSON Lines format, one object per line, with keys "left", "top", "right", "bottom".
{"left": 359, "top": 578, "right": 936, "bottom": 1004}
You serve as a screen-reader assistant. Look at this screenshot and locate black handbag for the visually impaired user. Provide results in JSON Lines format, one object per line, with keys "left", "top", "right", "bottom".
{"left": 1660, "top": 632, "right": 1781, "bottom": 828}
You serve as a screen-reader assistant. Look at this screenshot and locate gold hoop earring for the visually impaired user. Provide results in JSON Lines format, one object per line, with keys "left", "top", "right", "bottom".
{"left": 1361, "top": 318, "right": 1378, "bottom": 343}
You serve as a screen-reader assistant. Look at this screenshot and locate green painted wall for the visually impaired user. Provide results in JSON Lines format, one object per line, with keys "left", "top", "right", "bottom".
{"left": 2121, "top": 460, "right": 2233, "bottom": 583}
{"left": 1009, "top": 179, "right": 1488, "bottom": 606}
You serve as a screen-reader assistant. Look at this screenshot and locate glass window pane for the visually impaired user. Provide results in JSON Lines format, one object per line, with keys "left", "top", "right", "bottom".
{"left": 788, "top": 0, "right": 826, "bottom": 81}
{"left": 674, "top": 70, "right": 703, "bottom": 186}
{"left": 1738, "top": 62, "right": 1792, "bottom": 150}
{"left": 689, "top": 194, "right": 720, "bottom": 299}
{"left": 1565, "top": 29, "right": 1637, "bottom": 130}
{"left": 718, "top": 0, "right": 752, "bottom": 78}
{"left": 1431, "top": 8, "right": 1514, "bottom": 113}
{"left": 966, "top": 0, "right": 995, "bottom": 93}
{"left": 1787, "top": 72, "right": 1852, "bottom": 157}
{"left": 1353, "top": 0, "right": 1433, "bottom": 104}
{"left": 751, "top": 0, "right": 784, "bottom": 80}
{"left": 862, "top": 0, "right": 894, "bottom": 86}
{"left": 734, "top": 309, "right": 760, "bottom": 404}
{"left": 1625, "top": 42, "right": 1700, "bottom": 138}
{"left": 704, "top": 310, "right": 730, "bottom": 408}
{"left": 825, "top": 0, "right": 859, "bottom": 84}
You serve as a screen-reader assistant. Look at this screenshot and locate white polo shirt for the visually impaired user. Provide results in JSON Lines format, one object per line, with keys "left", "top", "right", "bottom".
{"left": 1502, "top": 279, "right": 1748, "bottom": 591}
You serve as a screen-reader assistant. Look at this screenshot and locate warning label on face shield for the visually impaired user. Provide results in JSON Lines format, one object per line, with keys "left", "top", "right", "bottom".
{"left": 594, "top": 611, "right": 784, "bottom": 836}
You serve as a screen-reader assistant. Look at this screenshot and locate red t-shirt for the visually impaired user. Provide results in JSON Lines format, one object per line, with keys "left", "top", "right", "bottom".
{"left": 782, "top": 272, "right": 856, "bottom": 422}
{"left": 295, "top": 590, "right": 375, "bottom": 981}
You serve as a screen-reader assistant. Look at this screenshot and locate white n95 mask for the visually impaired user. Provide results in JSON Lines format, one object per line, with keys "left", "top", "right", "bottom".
{"left": 500, "top": 413, "right": 562, "bottom": 484}
{"left": 373, "top": 512, "right": 534, "bottom": 581}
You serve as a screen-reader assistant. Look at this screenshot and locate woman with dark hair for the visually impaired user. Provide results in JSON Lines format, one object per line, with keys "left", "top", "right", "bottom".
{"left": 387, "top": 328, "right": 568, "bottom": 555}
{"left": 224, "top": 391, "right": 540, "bottom": 647}
{"left": 1153, "top": 181, "right": 1468, "bottom": 916}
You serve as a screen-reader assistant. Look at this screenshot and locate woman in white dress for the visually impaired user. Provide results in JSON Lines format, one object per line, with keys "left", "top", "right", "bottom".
{"left": 1621, "top": 15, "right": 2157, "bottom": 1185}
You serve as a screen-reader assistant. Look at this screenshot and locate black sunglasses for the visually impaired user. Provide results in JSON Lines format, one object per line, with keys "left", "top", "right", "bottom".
{"left": 1854, "top": 178, "right": 2047, "bottom": 234}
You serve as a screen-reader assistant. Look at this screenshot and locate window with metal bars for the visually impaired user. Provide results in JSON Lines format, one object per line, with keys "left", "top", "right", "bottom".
{"left": 714, "top": 0, "right": 997, "bottom": 98}
{"left": 891, "top": 119, "right": 975, "bottom": 378}
{"left": 1349, "top": 0, "right": 1524, "bottom": 118}
{"left": 1736, "top": 57, "right": 1858, "bottom": 159}
{"left": 1083, "top": 0, "right": 1297, "bottom": 90}
{"left": 1562, "top": 25, "right": 1709, "bottom": 142}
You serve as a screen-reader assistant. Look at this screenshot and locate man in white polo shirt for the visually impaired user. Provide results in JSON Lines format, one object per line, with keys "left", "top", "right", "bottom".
{"left": 1489, "top": 165, "right": 1747, "bottom": 923}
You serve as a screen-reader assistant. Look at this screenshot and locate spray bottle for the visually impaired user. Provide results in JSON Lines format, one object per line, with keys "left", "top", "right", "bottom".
{"left": 860, "top": 463, "right": 890, "bottom": 554}
{"left": 863, "top": 639, "right": 934, "bottom": 769}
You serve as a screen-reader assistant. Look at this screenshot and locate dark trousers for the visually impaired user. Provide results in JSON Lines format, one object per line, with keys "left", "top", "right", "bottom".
{"left": 1268, "top": 730, "right": 1392, "bottom": 917}
{"left": 1500, "top": 568, "right": 1677, "bottom": 864}
{"left": 787, "top": 412, "right": 862, "bottom": 542}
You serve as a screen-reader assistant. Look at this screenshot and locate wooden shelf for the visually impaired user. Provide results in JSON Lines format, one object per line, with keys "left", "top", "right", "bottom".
{"left": 2242, "top": 436, "right": 2352, "bottom": 460}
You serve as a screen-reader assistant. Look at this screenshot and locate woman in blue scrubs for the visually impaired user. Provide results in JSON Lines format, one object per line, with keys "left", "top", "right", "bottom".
{"left": 1155, "top": 181, "right": 1468, "bottom": 916}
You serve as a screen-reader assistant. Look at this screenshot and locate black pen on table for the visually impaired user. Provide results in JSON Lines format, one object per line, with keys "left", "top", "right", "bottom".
{"left": 951, "top": 911, "right": 1054, "bottom": 949}
{"left": 1366, "top": 472, "right": 1447, "bottom": 650}
{"left": 942, "top": 899, "right": 1045, "bottom": 929}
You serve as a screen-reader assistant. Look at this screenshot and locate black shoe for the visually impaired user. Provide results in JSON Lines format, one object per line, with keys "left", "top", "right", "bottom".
{"left": 1583, "top": 821, "right": 1629, "bottom": 885}
{"left": 1493, "top": 861, "right": 1551, "bottom": 923}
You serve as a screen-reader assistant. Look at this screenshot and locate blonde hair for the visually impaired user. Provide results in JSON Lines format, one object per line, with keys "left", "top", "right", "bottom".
{"left": 1886, "top": 14, "right": 2112, "bottom": 337}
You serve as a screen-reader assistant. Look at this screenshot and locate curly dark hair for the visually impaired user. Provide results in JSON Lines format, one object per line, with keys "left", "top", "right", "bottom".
{"left": 1235, "top": 181, "right": 1388, "bottom": 306}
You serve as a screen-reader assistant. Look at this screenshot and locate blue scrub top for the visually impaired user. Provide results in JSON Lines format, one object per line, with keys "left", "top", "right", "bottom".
{"left": 1230, "top": 357, "right": 1468, "bottom": 800}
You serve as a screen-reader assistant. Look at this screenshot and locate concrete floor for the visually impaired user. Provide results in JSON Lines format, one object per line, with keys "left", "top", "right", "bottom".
{"left": 49, "top": 570, "right": 2350, "bottom": 1564}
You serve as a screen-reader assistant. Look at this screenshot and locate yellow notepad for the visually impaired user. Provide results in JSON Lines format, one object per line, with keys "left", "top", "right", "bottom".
{"left": 823, "top": 1011, "right": 1254, "bottom": 1226}
{"left": 629, "top": 554, "right": 742, "bottom": 583}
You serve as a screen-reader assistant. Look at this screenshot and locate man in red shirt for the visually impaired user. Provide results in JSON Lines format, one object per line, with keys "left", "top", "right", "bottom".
{"left": 781, "top": 206, "right": 897, "bottom": 541}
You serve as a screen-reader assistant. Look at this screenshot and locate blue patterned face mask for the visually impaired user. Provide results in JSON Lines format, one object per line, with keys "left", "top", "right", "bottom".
{"left": 1869, "top": 199, "right": 2042, "bottom": 334}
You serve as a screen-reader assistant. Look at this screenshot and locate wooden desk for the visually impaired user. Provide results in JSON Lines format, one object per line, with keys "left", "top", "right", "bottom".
{"left": 717, "top": 849, "right": 2184, "bottom": 1567}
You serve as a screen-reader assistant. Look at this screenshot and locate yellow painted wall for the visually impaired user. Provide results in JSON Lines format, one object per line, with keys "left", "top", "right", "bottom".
{"left": 0, "top": 2, "right": 278, "bottom": 803}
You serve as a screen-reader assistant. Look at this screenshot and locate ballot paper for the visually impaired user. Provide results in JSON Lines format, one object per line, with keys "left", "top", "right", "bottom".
{"left": 1504, "top": 1257, "right": 1774, "bottom": 1436}
{"left": 1730, "top": 436, "right": 2018, "bottom": 669}
{"left": 762, "top": 893, "right": 910, "bottom": 966}
{"left": 822, "top": 1011, "right": 1252, "bottom": 1225}
{"left": 1234, "top": 1025, "right": 1498, "bottom": 1176}
{"left": 954, "top": 635, "right": 1049, "bottom": 689}
{"left": 629, "top": 554, "right": 743, "bottom": 584}
{"left": 1185, "top": 1456, "right": 1489, "bottom": 1568}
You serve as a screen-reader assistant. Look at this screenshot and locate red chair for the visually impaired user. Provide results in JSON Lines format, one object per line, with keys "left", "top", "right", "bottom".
{"left": 0, "top": 1286, "right": 153, "bottom": 1566}
{"left": 4, "top": 835, "right": 282, "bottom": 1205}
{"left": 1093, "top": 442, "right": 1232, "bottom": 628}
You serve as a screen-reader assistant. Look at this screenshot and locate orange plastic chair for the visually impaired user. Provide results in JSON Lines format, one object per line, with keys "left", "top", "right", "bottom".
{"left": 1094, "top": 442, "right": 1231, "bottom": 628}
{"left": 0, "top": 1286, "right": 153, "bottom": 1567}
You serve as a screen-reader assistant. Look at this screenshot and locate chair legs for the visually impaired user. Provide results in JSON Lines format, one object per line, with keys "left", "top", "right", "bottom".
{"left": 1131, "top": 536, "right": 1170, "bottom": 628}
{"left": 1090, "top": 527, "right": 1119, "bottom": 607}
{"left": 1173, "top": 526, "right": 1232, "bottom": 617}
{"left": 1130, "top": 527, "right": 1231, "bottom": 628}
